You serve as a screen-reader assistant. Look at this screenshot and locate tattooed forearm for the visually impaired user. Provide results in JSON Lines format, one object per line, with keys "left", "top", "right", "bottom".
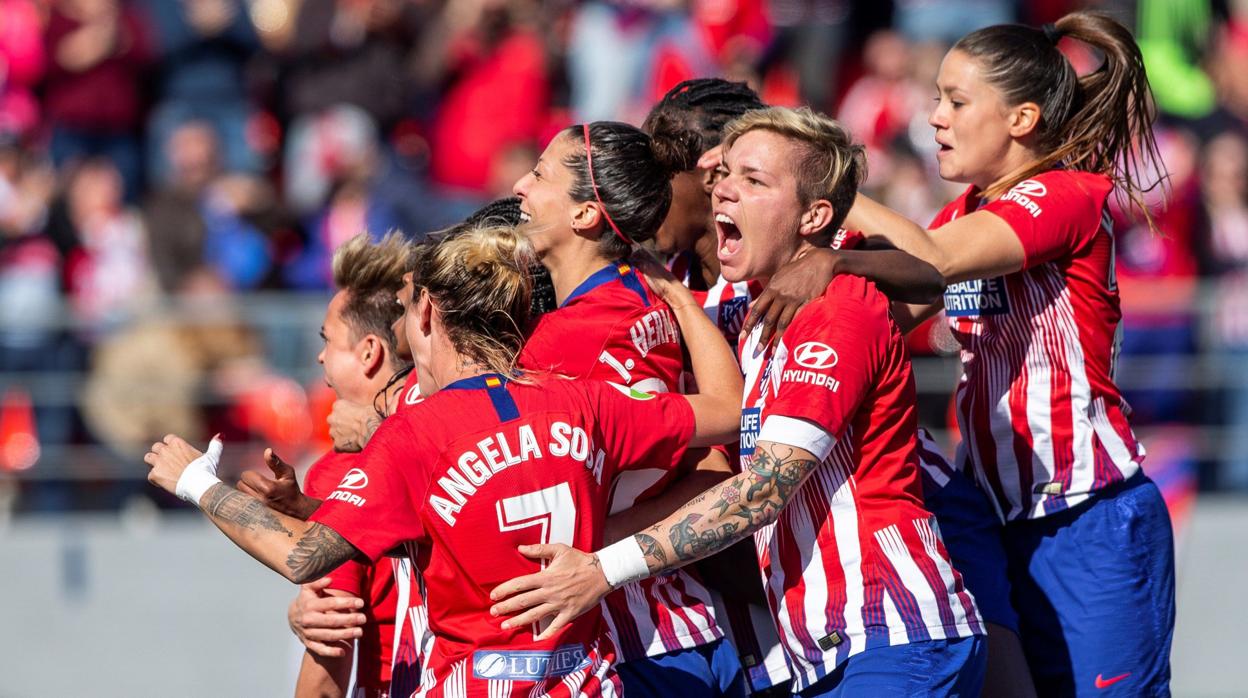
{"left": 286, "top": 523, "right": 358, "bottom": 583}
{"left": 638, "top": 441, "right": 820, "bottom": 573}
{"left": 636, "top": 533, "right": 668, "bottom": 567}
{"left": 202, "top": 484, "right": 293, "bottom": 537}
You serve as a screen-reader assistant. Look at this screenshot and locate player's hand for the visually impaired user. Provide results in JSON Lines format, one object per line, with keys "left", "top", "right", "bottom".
{"left": 327, "top": 399, "right": 378, "bottom": 453}
{"left": 740, "top": 248, "right": 839, "bottom": 345}
{"left": 287, "top": 577, "right": 367, "bottom": 657}
{"left": 237, "top": 448, "right": 320, "bottom": 520}
{"left": 144, "top": 434, "right": 220, "bottom": 498}
{"left": 488, "top": 544, "right": 611, "bottom": 641}
{"left": 629, "top": 248, "right": 696, "bottom": 310}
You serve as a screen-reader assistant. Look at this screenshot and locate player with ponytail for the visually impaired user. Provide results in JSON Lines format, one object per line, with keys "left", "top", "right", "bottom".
{"left": 748, "top": 12, "right": 1174, "bottom": 696}
{"left": 514, "top": 122, "right": 748, "bottom": 696}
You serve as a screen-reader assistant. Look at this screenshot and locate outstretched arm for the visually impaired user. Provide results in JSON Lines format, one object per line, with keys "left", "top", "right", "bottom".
{"left": 145, "top": 435, "right": 360, "bottom": 584}
{"left": 489, "top": 440, "right": 819, "bottom": 638}
{"left": 846, "top": 193, "right": 1025, "bottom": 283}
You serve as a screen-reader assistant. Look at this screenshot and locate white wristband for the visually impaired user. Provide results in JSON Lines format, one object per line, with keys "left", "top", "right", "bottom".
{"left": 175, "top": 437, "right": 224, "bottom": 505}
{"left": 596, "top": 537, "right": 651, "bottom": 588}
{"left": 175, "top": 468, "right": 222, "bottom": 505}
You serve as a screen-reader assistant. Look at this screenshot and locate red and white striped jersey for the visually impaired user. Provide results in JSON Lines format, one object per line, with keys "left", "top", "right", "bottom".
{"left": 520, "top": 261, "right": 723, "bottom": 662}
{"left": 933, "top": 171, "right": 1145, "bottom": 521}
{"left": 313, "top": 373, "right": 699, "bottom": 697}
{"left": 738, "top": 273, "right": 983, "bottom": 691}
{"left": 691, "top": 276, "right": 764, "bottom": 348}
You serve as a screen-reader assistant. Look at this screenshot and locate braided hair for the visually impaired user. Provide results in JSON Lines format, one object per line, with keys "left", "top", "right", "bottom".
{"left": 643, "top": 78, "right": 766, "bottom": 173}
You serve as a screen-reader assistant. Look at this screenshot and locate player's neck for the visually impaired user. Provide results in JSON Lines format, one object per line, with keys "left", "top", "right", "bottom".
{"left": 545, "top": 244, "right": 614, "bottom": 305}
{"left": 693, "top": 228, "right": 721, "bottom": 286}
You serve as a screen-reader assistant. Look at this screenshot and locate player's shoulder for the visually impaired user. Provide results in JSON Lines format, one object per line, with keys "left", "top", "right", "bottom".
{"left": 999, "top": 170, "right": 1112, "bottom": 214}
{"left": 788, "top": 273, "right": 891, "bottom": 336}
{"left": 305, "top": 450, "right": 361, "bottom": 499}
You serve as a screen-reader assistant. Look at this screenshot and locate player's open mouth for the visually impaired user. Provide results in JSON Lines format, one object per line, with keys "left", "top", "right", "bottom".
{"left": 518, "top": 209, "right": 532, "bottom": 223}
{"left": 715, "top": 213, "right": 743, "bottom": 261}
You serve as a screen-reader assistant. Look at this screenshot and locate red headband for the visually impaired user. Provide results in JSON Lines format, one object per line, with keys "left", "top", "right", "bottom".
{"left": 582, "top": 123, "right": 633, "bottom": 246}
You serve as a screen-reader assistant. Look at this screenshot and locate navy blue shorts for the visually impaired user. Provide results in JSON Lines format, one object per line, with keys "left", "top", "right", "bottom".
{"left": 798, "top": 636, "right": 987, "bottom": 697}
{"left": 926, "top": 469, "right": 1019, "bottom": 633}
{"left": 616, "top": 637, "right": 747, "bottom": 698}
{"left": 1004, "top": 473, "right": 1175, "bottom": 697}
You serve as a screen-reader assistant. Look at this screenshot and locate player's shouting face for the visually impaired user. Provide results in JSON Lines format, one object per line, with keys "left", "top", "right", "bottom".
{"left": 512, "top": 134, "right": 580, "bottom": 256}
{"left": 712, "top": 129, "right": 820, "bottom": 285}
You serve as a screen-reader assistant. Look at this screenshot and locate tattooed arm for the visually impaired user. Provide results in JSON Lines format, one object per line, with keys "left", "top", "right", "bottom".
{"left": 488, "top": 440, "right": 820, "bottom": 639}
{"left": 145, "top": 434, "right": 361, "bottom": 584}
{"left": 198, "top": 484, "right": 360, "bottom": 584}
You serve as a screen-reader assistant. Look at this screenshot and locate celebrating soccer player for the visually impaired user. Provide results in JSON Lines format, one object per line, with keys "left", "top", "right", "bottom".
{"left": 144, "top": 224, "right": 746, "bottom": 697}
{"left": 746, "top": 12, "right": 1176, "bottom": 696}
{"left": 490, "top": 107, "right": 988, "bottom": 696}
{"left": 513, "top": 122, "right": 748, "bottom": 696}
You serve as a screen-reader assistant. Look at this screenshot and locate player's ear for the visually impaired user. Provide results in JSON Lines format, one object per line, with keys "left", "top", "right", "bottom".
{"left": 418, "top": 289, "right": 435, "bottom": 336}
{"left": 570, "top": 200, "right": 601, "bottom": 236}
{"left": 359, "top": 335, "right": 385, "bottom": 376}
{"left": 798, "top": 199, "right": 834, "bottom": 240}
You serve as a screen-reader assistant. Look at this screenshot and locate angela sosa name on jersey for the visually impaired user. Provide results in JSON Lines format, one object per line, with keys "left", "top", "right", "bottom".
{"left": 429, "top": 422, "right": 606, "bottom": 526}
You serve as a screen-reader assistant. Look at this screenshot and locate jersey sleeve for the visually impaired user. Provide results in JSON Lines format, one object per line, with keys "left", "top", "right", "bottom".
{"left": 309, "top": 417, "right": 428, "bottom": 562}
{"left": 980, "top": 171, "right": 1109, "bottom": 269}
{"left": 757, "top": 277, "right": 889, "bottom": 461}
{"left": 591, "top": 382, "right": 695, "bottom": 477}
{"left": 324, "top": 557, "right": 369, "bottom": 595}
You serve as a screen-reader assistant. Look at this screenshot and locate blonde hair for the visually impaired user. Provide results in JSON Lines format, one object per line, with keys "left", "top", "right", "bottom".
{"left": 413, "top": 225, "right": 535, "bottom": 376}
{"left": 331, "top": 231, "right": 411, "bottom": 361}
{"left": 723, "top": 107, "right": 866, "bottom": 235}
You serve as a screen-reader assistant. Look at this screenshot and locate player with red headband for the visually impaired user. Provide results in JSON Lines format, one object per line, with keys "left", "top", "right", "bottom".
{"left": 513, "top": 121, "right": 746, "bottom": 697}
{"left": 143, "top": 224, "right": 746, "bottom": 697}
{"left": 489, "top": 107, "right": 987, "bottom": 696}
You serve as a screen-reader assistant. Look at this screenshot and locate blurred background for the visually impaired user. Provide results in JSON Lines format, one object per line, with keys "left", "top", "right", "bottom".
{"left": 0, "top": 0, "right": 1244, "bottom": 695}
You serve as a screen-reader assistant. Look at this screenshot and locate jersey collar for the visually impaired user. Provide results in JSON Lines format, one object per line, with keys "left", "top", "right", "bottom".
{"left": 560, "top": 260, "right": 650, "bottom": 308}
{"left": 442, "top": 373, "right": 512, "bottom": 391}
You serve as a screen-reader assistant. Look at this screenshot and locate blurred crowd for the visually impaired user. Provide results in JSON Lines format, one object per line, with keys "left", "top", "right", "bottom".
{"left": 0, "top": 0, "right": 1246, "bottom": 511}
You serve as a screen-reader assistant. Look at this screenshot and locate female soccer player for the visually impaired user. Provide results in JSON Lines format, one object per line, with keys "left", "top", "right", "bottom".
{"left": 514, "top": 122, "right": 746, "bottom": 696}
{"left": 490, "top": 107, "right": 987, "bottom": 697}
{"left": 144, "top": 224, "right": 744, "bottom": 697}
{"left": 747, "top": 12, "right": 1175, "bottom": 696}
{"left": 645, "top": 79, "right": 1025, "bottom": 696}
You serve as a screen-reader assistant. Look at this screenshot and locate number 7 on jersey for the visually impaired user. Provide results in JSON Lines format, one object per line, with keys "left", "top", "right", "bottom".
{"left": 496, "top": 483, "right": 577, "bottom": 638}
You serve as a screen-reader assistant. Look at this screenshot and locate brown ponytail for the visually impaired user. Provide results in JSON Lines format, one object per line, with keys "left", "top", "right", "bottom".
{"left": 412, "top": 225, "right": 534, "bottom": 376}
{"left": 955, "top": 12, "right": 1165, "bottom": 219}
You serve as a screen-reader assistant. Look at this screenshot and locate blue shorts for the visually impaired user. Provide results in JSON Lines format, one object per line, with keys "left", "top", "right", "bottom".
{"left": 1003, "top": 473, "right": 1175, "bottom": 697}
{"left": 616, "top": 637, "right": 746, "bottom": 698}
{"left": 926, "top": 470, "right": 1019, "bottom": 632}
{"left": 798, "top": 636, "right": 987, "bottom": 697}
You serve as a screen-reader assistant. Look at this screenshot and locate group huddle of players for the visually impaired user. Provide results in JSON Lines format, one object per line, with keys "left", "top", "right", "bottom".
{"left": 142, "top": 11, "right": 1177, "bottom": 698}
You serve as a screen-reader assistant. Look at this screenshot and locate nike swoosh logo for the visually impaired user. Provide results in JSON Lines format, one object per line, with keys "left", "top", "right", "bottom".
{"left": 1095, "top": 673, "right": 1130, "bottom": 689}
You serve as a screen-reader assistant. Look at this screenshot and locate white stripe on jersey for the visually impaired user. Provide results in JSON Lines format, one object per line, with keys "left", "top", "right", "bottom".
{"left": 876, "top": 524, "right": 947, "bottom": 640}
{"left": 914, "top": 517, "right": 980, "bottom": 638}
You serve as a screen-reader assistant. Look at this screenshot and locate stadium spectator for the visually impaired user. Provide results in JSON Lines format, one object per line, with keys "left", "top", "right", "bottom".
{"left": 0, "top": 0, "right": 46, "bottom": 140}
{"left": 43, "top": 0, "right": 155, "bottom": 201}
{"left": 142, "top": 0, "right": 263, "bottom": 182}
